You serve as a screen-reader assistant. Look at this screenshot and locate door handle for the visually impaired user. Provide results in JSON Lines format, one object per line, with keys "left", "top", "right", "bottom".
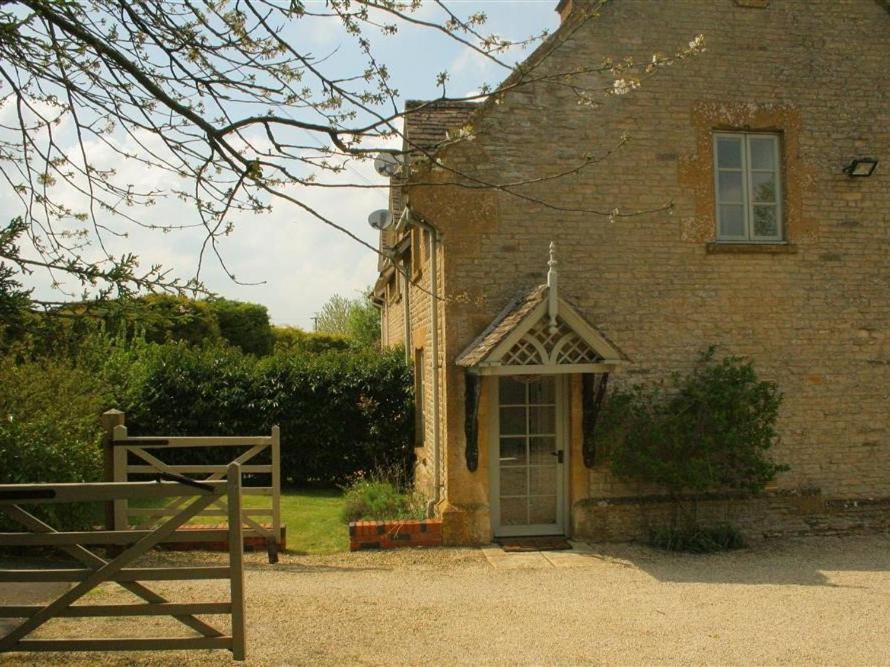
{"left": 551, "top": 450, "right": 564, "bottom": 464}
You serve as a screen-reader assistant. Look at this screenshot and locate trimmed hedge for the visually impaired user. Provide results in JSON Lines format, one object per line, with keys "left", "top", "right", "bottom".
{"left": 115, "top": 343, "right": 413, "bottom": 486}
{"left": 272, "top": 326, "right": 352, "bottom": 355}
{"left": 207, "top": 298, "right": 275, "bottom": 356}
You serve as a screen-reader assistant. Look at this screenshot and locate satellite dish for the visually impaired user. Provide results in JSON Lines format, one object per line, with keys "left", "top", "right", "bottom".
{"left": 368, "top": 209, "right": 393, "bottom": 230}
{"left": 374, "top": 152, "right": 402, "bottom": 177}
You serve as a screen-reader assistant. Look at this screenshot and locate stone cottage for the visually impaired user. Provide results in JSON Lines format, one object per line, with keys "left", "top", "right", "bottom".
{"left": 371, "top": 0, "right": 890, "bottom": 545}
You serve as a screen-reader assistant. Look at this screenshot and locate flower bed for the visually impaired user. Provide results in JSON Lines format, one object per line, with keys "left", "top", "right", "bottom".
{"left": 348, "top": 518, "right": 442, "bottom": 550}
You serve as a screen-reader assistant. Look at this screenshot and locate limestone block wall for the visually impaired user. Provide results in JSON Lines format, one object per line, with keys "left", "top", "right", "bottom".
{"left": 403, "top": 0, "right": 890, "bottom": 543}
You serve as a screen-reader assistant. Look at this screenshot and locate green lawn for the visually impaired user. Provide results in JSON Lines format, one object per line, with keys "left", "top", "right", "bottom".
{"left": 266, "top": 488, "right": 347, "bottom": 555}
{"left": 131, "top": 488, "right": 348, "bottom": 555}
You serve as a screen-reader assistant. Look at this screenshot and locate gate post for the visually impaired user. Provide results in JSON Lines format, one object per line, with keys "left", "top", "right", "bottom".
{"left": 227, "top": 462, "right": 246, "bottom": 661}
{"left": 112, "top": 424, "right": 129, "bottom": 531}
{"left": 101, "top": 410, "right": 126, "bottom": 531}
{"left": 271, "top": 425, "right": 281, "bottom": 547}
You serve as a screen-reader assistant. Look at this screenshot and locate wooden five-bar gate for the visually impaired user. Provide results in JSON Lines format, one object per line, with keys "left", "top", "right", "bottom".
{"left": 0, "top": 463, "right": 246, "bottom": 659}
{"left": 105, "top": 411, "right": 282, "bottom": 560}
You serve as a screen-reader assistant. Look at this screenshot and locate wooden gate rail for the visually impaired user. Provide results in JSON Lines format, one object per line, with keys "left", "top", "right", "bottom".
{"left": 109, "top": 418, "right": 281, "bottom": 557}
{"left": 0, "top": 463, "right": 246, "bottom": 660}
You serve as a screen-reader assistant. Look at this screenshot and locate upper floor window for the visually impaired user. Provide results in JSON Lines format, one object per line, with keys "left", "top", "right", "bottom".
{"left": 714, "top": 132, "right": 783, "bottom": 242}
{"left": 410, "top": 227, "right": 428, "bottom": 281}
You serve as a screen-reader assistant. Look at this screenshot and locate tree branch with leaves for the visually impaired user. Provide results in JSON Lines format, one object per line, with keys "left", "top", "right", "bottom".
{"left": 0, "top": 0, "right": 704, "bottom": 313}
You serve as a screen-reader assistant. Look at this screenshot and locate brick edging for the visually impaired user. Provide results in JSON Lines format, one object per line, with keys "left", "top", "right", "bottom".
{"left": 349, "top": 519, "right": 443, "bottom": 550}
{"left": 150, "top": 523, "right": 286, "bottom": 552}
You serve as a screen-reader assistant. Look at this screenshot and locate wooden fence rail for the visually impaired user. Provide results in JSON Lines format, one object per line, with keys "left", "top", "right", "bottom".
{"left": 0, "top": 463, "right": 246, "bottom": 660}
{"left": 105, "top": 411, "right": 282, "bottom": 560}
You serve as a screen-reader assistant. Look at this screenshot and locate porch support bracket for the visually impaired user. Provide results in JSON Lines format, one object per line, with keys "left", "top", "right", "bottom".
{"left": 464, "top": 372, "right": 481, "bottom": 472}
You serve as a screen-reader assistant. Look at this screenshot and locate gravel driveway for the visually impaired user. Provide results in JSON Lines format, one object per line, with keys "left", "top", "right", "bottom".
{"left": 2, "top": 534, "right": 889, "bottom": 666}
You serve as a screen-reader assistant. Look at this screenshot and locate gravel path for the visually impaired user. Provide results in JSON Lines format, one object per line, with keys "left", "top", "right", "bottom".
{"left": 2, "top": 534, "right": 889, "bottom": 666}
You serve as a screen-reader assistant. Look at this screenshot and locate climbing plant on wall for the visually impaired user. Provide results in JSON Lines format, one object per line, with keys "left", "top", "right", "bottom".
{"left": 597, "top": 347, "right": 788, "bottom": 530}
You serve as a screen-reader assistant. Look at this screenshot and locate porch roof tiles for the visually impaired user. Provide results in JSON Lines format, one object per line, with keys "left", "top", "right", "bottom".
{"left": 456, "top": 285, "right": 548, "bottom": 368}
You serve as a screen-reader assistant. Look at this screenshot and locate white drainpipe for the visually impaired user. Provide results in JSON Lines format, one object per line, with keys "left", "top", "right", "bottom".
{"left": 401, "top": 255, "right": 411, "bottom": 364}
{"left": 400, "top": 207, "right": 442, "bottom": 509}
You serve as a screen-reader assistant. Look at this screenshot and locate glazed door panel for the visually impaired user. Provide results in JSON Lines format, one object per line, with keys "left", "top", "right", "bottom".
{"left": 493, "top": 376, "right": 566, "bottom": 537}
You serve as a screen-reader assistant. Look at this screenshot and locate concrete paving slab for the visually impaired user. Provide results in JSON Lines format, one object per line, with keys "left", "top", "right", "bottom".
{"left": 541, "top": 551, "right": 599, "bottom": 568}
{"left": 483, "top": 552, "right": 551, "bottom": 569}
{"left": 482, "top": 541, "right": 597, "bottom": 568}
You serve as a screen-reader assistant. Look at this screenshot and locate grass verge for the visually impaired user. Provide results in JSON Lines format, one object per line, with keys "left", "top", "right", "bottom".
{"left": 271, "top": 488, "right": 347, "bottom": 555}
{"left": 131, "top": 488, "right": 348, "bottom": 555}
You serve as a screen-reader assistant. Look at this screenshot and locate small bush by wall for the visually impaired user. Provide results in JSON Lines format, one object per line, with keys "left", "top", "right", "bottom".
{"left": 649, "top": 524, "right": 747, "bottom": 553}
{"left": 598, "top": 348, "right": 787, "bottom": 542}
{"left": 341, "top": 468, "right": 426, "bottom": 523}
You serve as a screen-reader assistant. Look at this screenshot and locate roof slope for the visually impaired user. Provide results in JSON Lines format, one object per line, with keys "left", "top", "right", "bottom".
{"left": 456, "top": 285, "right": 548, "bottom": 367}
{"left": 402, "top": 100, "right": 479, "bottom": 150}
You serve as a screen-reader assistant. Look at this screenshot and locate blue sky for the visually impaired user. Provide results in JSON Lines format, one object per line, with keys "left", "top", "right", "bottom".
{"left": 2, "top": 1, "right": 561, "bottom": 328}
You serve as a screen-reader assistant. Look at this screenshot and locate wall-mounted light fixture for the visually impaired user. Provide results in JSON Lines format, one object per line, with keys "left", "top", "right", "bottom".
{"left": 843, "top": 157, "right": 879, "bottom": 178}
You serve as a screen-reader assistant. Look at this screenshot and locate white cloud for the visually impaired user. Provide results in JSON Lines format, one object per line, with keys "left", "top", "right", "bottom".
{"left": 2, "top": 121, "right": 391, "bottom": 329}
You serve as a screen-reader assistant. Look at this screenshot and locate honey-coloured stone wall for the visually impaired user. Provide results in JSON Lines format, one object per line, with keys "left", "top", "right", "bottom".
{"left": 384, "top": 0, "right": 890, "bottom": 543}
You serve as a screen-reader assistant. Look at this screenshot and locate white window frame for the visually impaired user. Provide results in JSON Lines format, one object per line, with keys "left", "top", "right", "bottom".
{"left": 713, "top": 132, "right": 784, "bottom": 243}
{"left": 489, "top": 376, "right": 569, "bottom": 538}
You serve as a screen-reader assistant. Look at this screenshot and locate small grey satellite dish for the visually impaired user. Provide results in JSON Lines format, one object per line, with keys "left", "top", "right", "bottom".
{"left": 373, "top": 152, "right": 402, "bottom": 177}
{"left": 368, "top": 209, "right": 393, "bottom": 230}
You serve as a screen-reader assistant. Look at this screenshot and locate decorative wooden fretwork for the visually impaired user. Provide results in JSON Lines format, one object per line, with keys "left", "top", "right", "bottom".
{"left": 504, "top": 317, "right": 602, "bottom": 367}
{"left": 455, "top": 242, "right": 627, "bottom": 376}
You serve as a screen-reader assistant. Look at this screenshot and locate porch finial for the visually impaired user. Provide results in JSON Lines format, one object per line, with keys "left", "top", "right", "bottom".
{"left": 547, "top": 241, "right": 558, "bottom": 334}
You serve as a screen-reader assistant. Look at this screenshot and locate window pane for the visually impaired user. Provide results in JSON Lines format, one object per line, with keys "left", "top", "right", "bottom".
{"left": 501, "top": 497, "right": 527, "bottom": 526}
{"left": 529, "top": 495, "right": 557, "bottom": 524}
{"left": 499, "top": 407, "right": 526, "bottom": 435}
{"left": 529, "top": 466, "right": 557, "bottom": 496}
{"left": 528, "top": 437, "right": 556, "bottom": 465}
{"left": 499, "top": 377, "right": 526, "bottom": 405}
{"left": 527, "top": 378, "right": 555, "bottom": 405}
{"left": 749, "top": 137, "right": 776, "bottom": 170}
{"left": 718, "top": 204, "right": 745, "bottom": 238}
{"left": 499, "top": 438, "right": 527, "bottom": 466}
{"left": 751, "top": 172, "right": 777, "bottom": 203}
{"left": 500, "top": 468, "right": 527, "bottom": 497}
{"left": 718, "top": 171, "right": 743, "bottom": 203}
{"left": 529, "top": 405, "right": 556, "bottom": 435}
{"left": 753, "top": 205, "right": 778, "bottom": 237}
{"left": 716, "top": 137, "right": 742, "bottom": 168}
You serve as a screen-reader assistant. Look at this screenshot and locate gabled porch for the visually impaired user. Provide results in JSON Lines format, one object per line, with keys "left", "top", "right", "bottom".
{"left": 454, "top": 244, "right": 627, "bottom": 539}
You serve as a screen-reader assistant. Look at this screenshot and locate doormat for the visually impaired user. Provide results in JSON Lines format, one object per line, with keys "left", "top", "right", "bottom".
{"left": 496, "top": 536, "right": 573, "bottom": 552}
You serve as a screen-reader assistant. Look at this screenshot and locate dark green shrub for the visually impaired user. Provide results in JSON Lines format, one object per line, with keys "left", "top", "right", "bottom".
{"left": 649, "top": 524, "right": 746, "bottom": 553}
{"left": 599, "top": 348, "right": 787, "bottom": 540}
{"left": 254, "top": 349, "right": 413, "bottom": 485}
{"left": 108, "top": 343, "right": 414, "bottom": 487}
{"left": 4, "top": 326, "right": 413, "bottom": 501}
{"left": 272, "top": 326, "right": 352, "bottom": 355}
{"left": 602, "top": 349, "right": 786, "bottom": 495}
{"left": 97, "top": 294, "right": 222, "bottom": 347}
{"left": 0, "top": 356, "right": 104, "bottom": 529}
{"left": 206, "top": 298, "right": 274, "bottom": 356}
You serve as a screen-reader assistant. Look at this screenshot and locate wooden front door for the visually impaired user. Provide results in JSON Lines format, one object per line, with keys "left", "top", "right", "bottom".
{"left": 491, "top": 375, "right": 567, "bottom": 537}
